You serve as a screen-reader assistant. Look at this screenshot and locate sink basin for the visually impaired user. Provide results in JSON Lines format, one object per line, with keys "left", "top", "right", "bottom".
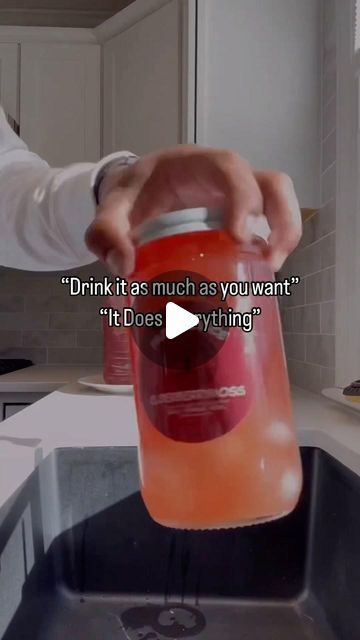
{"left": 0, "top": 446, "right": 358, "bottom": 639}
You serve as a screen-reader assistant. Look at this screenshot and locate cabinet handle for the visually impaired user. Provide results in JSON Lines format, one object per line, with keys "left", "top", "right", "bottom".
{"left": 6, "top": 113, "right": 20, "bottom": 135}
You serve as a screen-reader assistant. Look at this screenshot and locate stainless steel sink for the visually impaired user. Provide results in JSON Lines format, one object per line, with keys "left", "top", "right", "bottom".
{"left": 0, "top": 446, "right": 358, "bottom": 639}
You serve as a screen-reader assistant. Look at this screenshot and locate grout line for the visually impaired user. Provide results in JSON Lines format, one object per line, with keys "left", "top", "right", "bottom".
{"left": 287, "top": 357, "right": 334, "bottom": 370}
{"left": 283, "top": 301, "right": 323, "bottom": 311}
{"left": 320, "top": 158, "right": 336, "bottom": 177}
{"left": 285, "top": 332, "right": 329, "bottom": 336}
{"left": 284, "top": 332, "right": 335, "bottom": 337}
{"left": 303, "top": 264, "right": 335, "bottom": 279}
{"left": 320, "top": 196, "right": 336, "bottom": 208}
{"left": 305, "top": 360, "right": 335, "bottom": 368}
{"left": 321, "top": 126, "right": 336, "bottom": 145}
{"left": 290, "top": 262, "right": 336, "bottom": 281}
{"left": 301, "top": 229, "right": 336, "bottom": 251}
{"left": 323, "top": 92, "right": 337, "bottom": 111}
{"left": 322, "top": 158, "right": 337, "bottom": 176}
{"left": 287, "top": 357, "right": 321, "bottom": 366}
{"left": 304, "top": 299, "right": 335, "bottom": 307}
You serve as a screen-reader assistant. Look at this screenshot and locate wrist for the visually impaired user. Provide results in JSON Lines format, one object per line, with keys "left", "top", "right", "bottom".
{"left": 92, "top": 153, "right": 138, "bottom": 206}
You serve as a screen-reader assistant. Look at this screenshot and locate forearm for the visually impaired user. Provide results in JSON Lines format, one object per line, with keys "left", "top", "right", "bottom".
{"left": 0, "top": 149, "right": 137, "bottom": 272}
{"left": 0, "top": 155, "right": 96, "bottom": 271}
{"left": 0, "top": 104, "right": 139, "bottom": 271}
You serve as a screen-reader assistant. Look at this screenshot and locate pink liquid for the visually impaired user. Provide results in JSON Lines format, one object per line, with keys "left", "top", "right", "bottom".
{"left": 129, "top": 230, "right": 303, "bottom": 529}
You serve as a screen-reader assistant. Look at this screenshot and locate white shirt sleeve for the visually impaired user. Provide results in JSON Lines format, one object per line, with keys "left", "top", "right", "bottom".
{"left": 0, "top": 107, "right": 136, "bottom": 271}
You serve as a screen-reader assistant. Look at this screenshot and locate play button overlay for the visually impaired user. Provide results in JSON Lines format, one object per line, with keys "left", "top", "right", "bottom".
{"left": 131, "top": 269, "right": 255, "bottom": 443}
{"left": 166, "top": 302, "right": 200, "bottom": 339}
{"left": 130, "top": 269, "right": 230, "bottom": 370}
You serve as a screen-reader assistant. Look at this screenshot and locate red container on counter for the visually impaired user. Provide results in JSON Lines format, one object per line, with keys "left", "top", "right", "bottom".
{"left": 103, "top": 295, "right": 132, "bottom": 385}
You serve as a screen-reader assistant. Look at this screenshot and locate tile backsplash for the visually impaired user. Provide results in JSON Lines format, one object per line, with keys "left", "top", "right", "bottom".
{"left": 0, "top": 262, "right": 105, "bottom": 365}
{"left": 280, "top": 0, "right": 336, "bottom": 393}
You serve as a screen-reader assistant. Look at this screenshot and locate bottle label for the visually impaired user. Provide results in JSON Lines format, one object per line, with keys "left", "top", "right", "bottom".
{"left": 140, "top": 326, "right": 254, "bottom": 443}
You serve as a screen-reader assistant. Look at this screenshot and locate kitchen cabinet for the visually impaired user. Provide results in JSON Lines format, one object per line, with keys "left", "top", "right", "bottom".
{"left": 0, "top": 2, "right": 320, "bottom": 206}
{"left": 0, "top": 30, "right": 101, "bottom": 166}
{"left": 0, "top": 366, "right": 98, "bottom": 422}
{"left": 100, "top": 0, "right": 320, "bottom": 208}
{"left": 102, "top": 0, "right": 192, "bottom": 156}
{"left": 0, "top": 43, "right": 19, "bottom": 124}
{"left": 3, "top": 403, "right": 30, "bottom": 420}
{"left": 0, "top": 392, "right": 45, "bottom": 422}
{"left": 196, "top": 0, "right": 321, "bottom": 208}
{"left": 20, "top": 42, "right": 100, "bottom": 165}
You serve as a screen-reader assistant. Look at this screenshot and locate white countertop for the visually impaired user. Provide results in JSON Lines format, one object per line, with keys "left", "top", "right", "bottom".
{"left": 0, "top": 383, "right": 360, "bottom": 513}
{"left": 0, "top": 365, "right": 100, "bottom": 393}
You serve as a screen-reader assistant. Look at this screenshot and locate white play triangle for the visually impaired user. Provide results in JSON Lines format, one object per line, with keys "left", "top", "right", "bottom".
{"left": 166, "top": 302, "right": 200, "bottom": 340}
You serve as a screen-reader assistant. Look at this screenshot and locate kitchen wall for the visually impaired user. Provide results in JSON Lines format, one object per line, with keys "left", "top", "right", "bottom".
{"left": 0, "top": 262, "right": 105, "bottom": 365}
{"left": 281, "top": 0, "right": 336, "bottom": 393}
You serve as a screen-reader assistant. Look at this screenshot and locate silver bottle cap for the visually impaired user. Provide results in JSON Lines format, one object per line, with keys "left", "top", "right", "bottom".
{"left": 134, "top": 208, "right": 271, "bottom": 247}
{"left": 134, "top": 208, "right": 224, "bottom": 247}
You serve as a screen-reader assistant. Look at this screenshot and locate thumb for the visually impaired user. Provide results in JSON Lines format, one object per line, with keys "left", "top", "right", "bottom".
{"left": 85, "top": 186, "right": 139, "bottom": 276}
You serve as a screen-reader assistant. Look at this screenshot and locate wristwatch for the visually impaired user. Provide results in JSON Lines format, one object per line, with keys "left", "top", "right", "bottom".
{"left": 92, "top": 152, "right": 138, "bottom": 206}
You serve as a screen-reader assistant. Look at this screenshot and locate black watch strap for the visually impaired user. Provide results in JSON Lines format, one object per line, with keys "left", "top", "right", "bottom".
{"left": 93, "top": 154, "right": 138, "bottom": 205}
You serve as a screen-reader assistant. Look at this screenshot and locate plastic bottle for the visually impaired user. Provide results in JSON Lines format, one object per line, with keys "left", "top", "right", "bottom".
{"left": 103, "top": 295, "right": 132, "bottom": 386}
{"left": 129, "top": 208, "right": 303, "bottom": 529}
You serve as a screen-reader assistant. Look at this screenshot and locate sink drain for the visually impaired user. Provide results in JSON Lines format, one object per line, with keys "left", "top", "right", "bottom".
{"left": 120, "top": 604, "right": 206, "bottom": 639}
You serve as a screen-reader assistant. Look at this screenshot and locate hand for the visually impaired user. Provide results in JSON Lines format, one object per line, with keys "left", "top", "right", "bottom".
{"left": 85, "top": 145, "right": 302, "bottom": 275}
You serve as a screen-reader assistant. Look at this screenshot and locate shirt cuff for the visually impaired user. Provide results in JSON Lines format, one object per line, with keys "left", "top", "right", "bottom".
{"left": 91, "top": 151, "right": 138, "bottom": 205}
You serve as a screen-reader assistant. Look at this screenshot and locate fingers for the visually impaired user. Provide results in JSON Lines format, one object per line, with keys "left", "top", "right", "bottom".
{"left": 255, "top": 170, "right": 302, "bottom": 271}
{"left": 86, "top": 157, "right": 156, "bottom": 275}
{"left": 129, "top": 148, "right": 264, "bottom": 238}
{"left": 213, "top": 152, "right": 264, "bottom": 242}
{"left": 85, "top": 180, "right": 141, "bottom": 276}
{"left": 85, "top": 144, "right": 301, "bottom": 277}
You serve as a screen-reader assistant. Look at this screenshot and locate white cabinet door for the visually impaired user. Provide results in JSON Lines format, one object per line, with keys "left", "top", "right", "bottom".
{"left": 0, "top": 43, "right": 19, "bottom": 125}
{"left": 103, "top": 0, "right": 192, "bottom": 156}
{"left": 197, "top": 0, "right": 321, "bottom": 208}
{"left": 20, "top": 43, "right": 100, "bottom": 166}
{"left": 0, "top": 392, "right": 45, "bottom": 422}
{"left": 3, "top": 404, "right": 30, "bottom": 420}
